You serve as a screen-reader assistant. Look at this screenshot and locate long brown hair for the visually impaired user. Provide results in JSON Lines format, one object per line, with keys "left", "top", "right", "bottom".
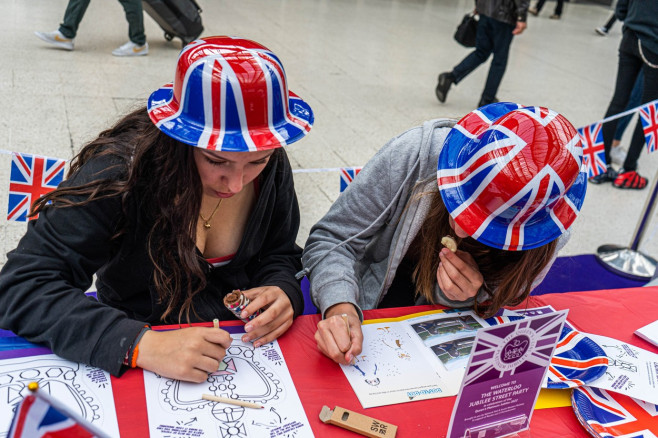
{"left": 32, "top": 106, "right": 206, "bottom": 322}
{"left": 413, "top": 191, "right": 558, "bottom": 318}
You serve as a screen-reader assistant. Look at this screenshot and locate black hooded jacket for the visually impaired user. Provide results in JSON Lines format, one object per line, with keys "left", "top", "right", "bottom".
{"left": 0, "top": 148, "right": 303, "bottom": 376}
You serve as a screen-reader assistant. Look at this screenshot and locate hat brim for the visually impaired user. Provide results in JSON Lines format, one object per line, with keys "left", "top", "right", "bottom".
{"left": 147, "top": 84, "right": 314, "bottom": 151}
{"left": 438, "top": 102, "right": 587, "bottom": 251}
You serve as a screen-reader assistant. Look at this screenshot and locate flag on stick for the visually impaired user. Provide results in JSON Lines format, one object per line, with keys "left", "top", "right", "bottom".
{"left": 8, "top": 382, "right": 111, "bottom": 438}
{"left": 339, "top": 167, "right": 362, "bottom": 193}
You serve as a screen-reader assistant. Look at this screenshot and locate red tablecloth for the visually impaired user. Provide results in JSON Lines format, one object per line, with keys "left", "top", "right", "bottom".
{"left": 112, "top": 287, "right": 658, "bottom": 437}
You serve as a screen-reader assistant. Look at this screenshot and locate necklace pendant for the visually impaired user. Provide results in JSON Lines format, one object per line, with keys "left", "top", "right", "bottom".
{"left": 204, "top": 222, "right": 211, "bottom": 229}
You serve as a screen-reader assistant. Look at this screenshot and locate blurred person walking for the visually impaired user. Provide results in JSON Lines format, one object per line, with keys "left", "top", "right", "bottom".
{"left": 528, "top": 0, "right": 565, "bottom": 19}
{"left": 435, "top": 0, "right": 529, "bottom": 108}
{"left": 34, "top": 0, "right": 148, "bottom": 56}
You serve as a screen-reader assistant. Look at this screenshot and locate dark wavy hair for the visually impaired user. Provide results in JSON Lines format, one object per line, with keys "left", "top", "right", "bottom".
{"left": 412, "top": 191, "right": 558, "bottom": 318}
{"left": 32, "top": 106, "right": 207, "bottom": 322}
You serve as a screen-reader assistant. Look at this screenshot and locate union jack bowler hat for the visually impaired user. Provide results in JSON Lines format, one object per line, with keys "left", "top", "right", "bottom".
{"left": 147, "top": 36, "right": 313, "bottom": 151}
{"left": 437, "top": 102, "right": 587, "bottom": 251}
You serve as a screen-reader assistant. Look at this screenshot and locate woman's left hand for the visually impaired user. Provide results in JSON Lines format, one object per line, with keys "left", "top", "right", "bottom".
{"left": 436, "top": 248, "right": 484, "bottom": 301}
{"left": 238, "top": 286, "right": 294, "bottom": 347}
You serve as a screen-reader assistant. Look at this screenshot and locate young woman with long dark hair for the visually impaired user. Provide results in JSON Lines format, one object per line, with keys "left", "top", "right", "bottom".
{"left": 0, "top": 36, "right": 314, "bottom": 382}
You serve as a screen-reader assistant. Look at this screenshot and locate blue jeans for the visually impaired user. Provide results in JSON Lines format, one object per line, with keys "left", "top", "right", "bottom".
{"left": 451, "top": 15, "right": 515, "bottom": 104}
{"left": 602, "top": 29, "right": 658, "bottom": 171}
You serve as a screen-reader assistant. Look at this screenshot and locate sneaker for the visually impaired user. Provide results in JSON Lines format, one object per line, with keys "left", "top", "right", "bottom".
{"left": 613, "top": 169, "right": 648, "bottom": 190}
{"left": 588, "top": 166, "right": 617, "bottom": 184}
{"left": 528, "top": 7, "right": 539, "bottom": 16}
{"left": 595, "top": 26, "right": 609, "bottom": 36}
{"left": 112, "top": 41, "right": 148, "bottom": 57}
{"left": 435, "top": 72, "right": 454, "bottom": 103}
{"left": 549, "top": 14, "right": 561, "bottom": 19}
{"left": 610, "top": 146, "right": 627, "bottom": 166}
{"left": 34, "top": 30, "right": 74, "bottom": 51}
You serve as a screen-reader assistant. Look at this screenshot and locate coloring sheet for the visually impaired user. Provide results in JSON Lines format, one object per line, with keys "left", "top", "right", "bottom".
{"left": 0, "top": 354, "right": 120, "bottom": 438}
{"left": 341, "top": 309, "right": 488, "bottom": 408}
{"left": 142, "top": 335, "right": 313, "bottom": 438}
{"left": 587, "top": 333, "right": 658, "bottom": 405}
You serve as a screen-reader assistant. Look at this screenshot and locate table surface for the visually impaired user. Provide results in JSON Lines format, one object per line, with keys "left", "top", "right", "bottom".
{"left": 111, "top": 287, "right": 658, "bottom": 437}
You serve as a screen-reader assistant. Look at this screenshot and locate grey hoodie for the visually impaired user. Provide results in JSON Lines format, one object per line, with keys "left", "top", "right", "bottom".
{"left": 302, "top": 119, "right": 567, "bottom": 320}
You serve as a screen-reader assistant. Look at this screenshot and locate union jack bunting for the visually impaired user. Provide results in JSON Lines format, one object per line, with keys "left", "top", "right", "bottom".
{"left": 572, "top": 386, "right": 658, "bottom": 438}
{"left": 339, "top": 167, "right": 363, "bottom": 192}
{"left": 8, "top": 393, "right": 97, "bottom": 438}
{"left": 639, "top": 101, "right": 658, "bottom": 153}
{"left": 148, "top": 36, "right": 313, "bottom": 152}
{"left": 545, "top": 327, "right": 608, "bottom": 389}
{"left": 438, "top": 103, "right": 587, "bottom": 251}
{"left": 578, "top": 122, "right": 607, "bottom": 178}
{"left": 7, "top": 153, "right": 66, "bottom": 222}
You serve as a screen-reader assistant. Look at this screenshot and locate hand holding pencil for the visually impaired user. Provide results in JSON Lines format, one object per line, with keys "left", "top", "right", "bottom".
{"left": 315, "top": 303, "right": 362, "bottom": 365}
{"left": 136, "top": 326, "right": 232, "bottom": 383}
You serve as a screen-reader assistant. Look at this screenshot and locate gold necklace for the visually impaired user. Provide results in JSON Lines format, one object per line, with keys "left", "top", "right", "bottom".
{"left": 199, "top": 198, "right": 223, "bottom": 229}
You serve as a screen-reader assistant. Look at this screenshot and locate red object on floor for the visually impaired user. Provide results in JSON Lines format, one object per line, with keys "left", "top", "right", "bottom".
{"left": 111, "top": 287, "right": 658, "bottom": 437}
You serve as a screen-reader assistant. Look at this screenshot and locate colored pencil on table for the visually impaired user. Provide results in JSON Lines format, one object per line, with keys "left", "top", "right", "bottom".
{"left": 202, "top": 394, "right": 263, "bottom": 409}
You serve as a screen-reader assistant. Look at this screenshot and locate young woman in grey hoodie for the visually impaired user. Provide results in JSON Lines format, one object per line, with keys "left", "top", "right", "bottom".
{"left": 302, "top": 102, "right": 587, "bottom": 365}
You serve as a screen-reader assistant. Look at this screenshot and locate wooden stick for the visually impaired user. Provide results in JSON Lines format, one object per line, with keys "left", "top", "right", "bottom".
{"left": 202, "top": 394, "right": 263, "bottom": 409}
{"left": 341, "top": 313, "right": 351, "bottom": 338}
{"left": 213, "top": 318, "right": 219, "bottom": 329}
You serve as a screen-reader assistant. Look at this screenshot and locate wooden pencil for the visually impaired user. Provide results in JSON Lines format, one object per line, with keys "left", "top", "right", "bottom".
{"left": 202, "top": 394, "right": 264, "bottom": 409}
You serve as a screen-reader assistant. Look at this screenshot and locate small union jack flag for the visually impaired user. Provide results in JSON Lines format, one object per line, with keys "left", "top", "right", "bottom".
{"left": 438, "top": 103, "right": 587, "bottom": 251}
{"left": 578, "top": 122, "right": 607, "bottom": 177}
{"left": 7, "top": 153, "right": 66, "bottom": 222}
{"left": 148, "top": 36, "right": 313, "bottom": 152}
{"left": 639, "top": 100, "right": 658, "bottom": 154}
{"left": 339, "top": 167, "right": 362, "bottom": 193}
{"left": 572, "top": 386, "right": 658, "bottom": 438}
{"left": 545, "top": 327, "right": 608, "bottom": 389}
{"left": 8, "top": 392, "right": 104, "bottom": 438}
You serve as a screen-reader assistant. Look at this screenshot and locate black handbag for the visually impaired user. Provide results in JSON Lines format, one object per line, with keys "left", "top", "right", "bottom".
{"left": 454, "top": 13, "right": 478, "bottom": 48}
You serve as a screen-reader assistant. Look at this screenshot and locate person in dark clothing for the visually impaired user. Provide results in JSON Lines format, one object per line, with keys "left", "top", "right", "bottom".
{"left": 528, "top": 0, "right": 565, "bottom": 19}
{"left": 0, "top": 36, "right": 314, "bottom": 382}
{"left": 589, "top": 0, "right": 658, "bottom": 189}
{"left": 435, "top": 0, "right": 529, "bottom": 107}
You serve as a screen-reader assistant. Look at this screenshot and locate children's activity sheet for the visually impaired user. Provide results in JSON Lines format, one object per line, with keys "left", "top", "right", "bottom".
{"left": 142, "top": 334, "right": 314, "bottom": 438}
{"left": 341, "top": 308, "right": 489, "bottom": 408}
{"left": 0, "top": 353, "right": 120, "bottom": 438}
{"left": 586, "top": 333, "right": 658, "bottom": 405}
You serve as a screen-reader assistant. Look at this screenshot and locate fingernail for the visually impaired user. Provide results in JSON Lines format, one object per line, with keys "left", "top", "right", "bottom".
{"left": 240, "top": 311, "right": 248, "bottom": 319}
{"left": 254, "top": 341, "right": 262, "bottom": 348}
{"left": 244, "top": 324, "right": 252, "bottom": 332}
{"left": 241, "top": 335, "right": 250, "bottom": 343}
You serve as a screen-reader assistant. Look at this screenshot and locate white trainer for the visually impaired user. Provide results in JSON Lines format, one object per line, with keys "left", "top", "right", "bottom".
{"left": 610, "top": 146, "right": 627, "bottom": 166}
{"left": 34, "top": 30, "right": 74, "bottom": 51}
{"left": 112, "top": 41, "right": 149, "bottom": 57}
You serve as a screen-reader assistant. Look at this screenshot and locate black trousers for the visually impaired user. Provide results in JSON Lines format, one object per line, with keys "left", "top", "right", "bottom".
{"left": 452, "top": 15, "right": 515, "bottom": 104}
{"left": 602, "top": 29, "right": 658, "bottom": 171}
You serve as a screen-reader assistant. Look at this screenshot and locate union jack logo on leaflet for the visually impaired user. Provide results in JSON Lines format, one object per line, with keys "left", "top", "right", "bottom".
{"left": 339, "top": 167, "right": 362, "bottom": 193}
{"left": 7, "top": 153, "right": 66, "bottom": 222}
{"left": 578, "top": 122, "right": 607, "bottom": 178}
{"left": 639, "top": 101, "right": 658, "bottom": 153}
{"left": 438, "top": 106, "right": 586, "bottom": 251}
{"left": 572, "top": 386, "right": 658, "bottom": 438}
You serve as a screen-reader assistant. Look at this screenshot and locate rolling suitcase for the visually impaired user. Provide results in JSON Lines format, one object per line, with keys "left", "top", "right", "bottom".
{"left": 142, "top": 0, "right": 204, "bottom": 46}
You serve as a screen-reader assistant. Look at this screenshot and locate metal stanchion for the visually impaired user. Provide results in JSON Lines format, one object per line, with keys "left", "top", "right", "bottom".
{"left": 596, "top": 168, "right": 658, "bottom": 280}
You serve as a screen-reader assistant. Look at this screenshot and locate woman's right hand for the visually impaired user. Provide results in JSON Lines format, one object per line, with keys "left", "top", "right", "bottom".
{"left": 136, "top": 327, "right": 232, "bottom": 382}
{"left": 315, "top": 303, "right": 363, "bottom": 365}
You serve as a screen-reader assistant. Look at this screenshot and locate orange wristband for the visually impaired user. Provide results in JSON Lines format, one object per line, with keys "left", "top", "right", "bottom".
{"left": 130, "top": 343, "right": 140, "bottom": 368}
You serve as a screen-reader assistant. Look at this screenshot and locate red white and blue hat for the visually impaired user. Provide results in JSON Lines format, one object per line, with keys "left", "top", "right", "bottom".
{"left": 437, "top": 102, "right": 587, "bottom": 251}
{"left": 147, "top": 36, "right": 313, "bottom": 151}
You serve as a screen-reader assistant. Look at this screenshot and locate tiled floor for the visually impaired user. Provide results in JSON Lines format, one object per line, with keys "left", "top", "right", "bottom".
{"left": 1, "top": 0, "right": 655, "bottom": 267}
